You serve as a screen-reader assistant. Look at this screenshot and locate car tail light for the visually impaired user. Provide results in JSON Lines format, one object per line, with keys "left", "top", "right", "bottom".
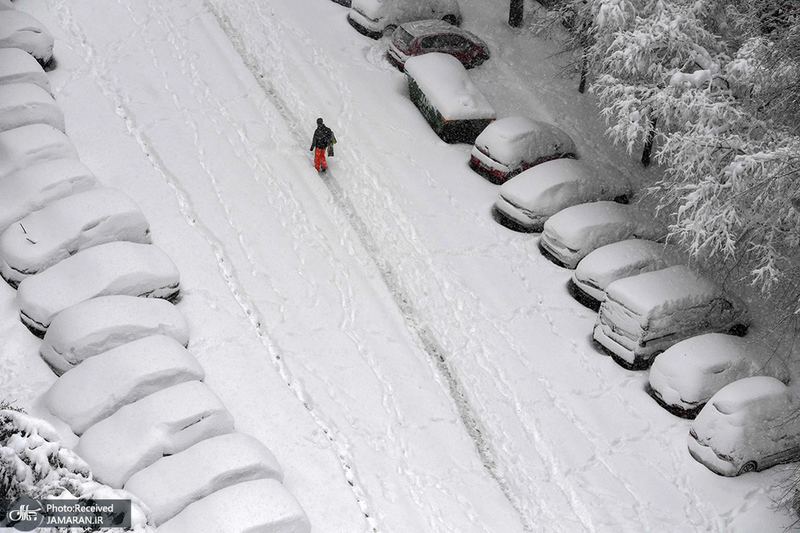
{"left": 689, "top": 428, "right": 698, "bottom": 440}
{"left": 716, "top": 452, "right": 734, "bottom": 462}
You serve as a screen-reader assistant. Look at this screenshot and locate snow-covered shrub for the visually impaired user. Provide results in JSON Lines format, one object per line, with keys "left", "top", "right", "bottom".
{"left": 0, "top": 404, "right": 154, "bottom": 531}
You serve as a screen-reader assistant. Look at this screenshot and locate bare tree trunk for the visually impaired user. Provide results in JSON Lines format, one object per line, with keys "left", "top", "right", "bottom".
{"left": 578, "top": 49, "right": 588, "bottom": 93}
{"left": 509, "top": 0, "right": 524, "bottom": 27}
{"left": 642, "top": 116, "right": 657, "bottom": 166}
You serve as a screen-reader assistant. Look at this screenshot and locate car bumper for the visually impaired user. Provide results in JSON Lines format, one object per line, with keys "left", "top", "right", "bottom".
{"left": 569, "top": 274, "right": 604, "bottom": 308}
{"left": 645, "top": 383, "right": 703, "bottom": 419}
{"left": 347, "top": 12, "right": 383, "bottom": 39}
{"left": 493, "top": 197, "right": 544, "bottom": 232}
{"left": 539, "top": 234, "right": 580, "bottom": 269}
{"left": 687, "top": 435, "right": 738, "bottom": 476}
{"left": 468, "top": 150, "right": 512, "bottom": 183}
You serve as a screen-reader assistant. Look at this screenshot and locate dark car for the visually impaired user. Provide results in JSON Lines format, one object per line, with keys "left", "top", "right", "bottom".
{"left": 387, "top": 20, "right": 488, "bottom": 70}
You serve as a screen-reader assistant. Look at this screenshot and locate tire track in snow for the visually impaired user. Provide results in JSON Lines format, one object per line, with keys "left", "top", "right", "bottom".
{"left": 201, "top": 3, "right": 534, "bottom": 531}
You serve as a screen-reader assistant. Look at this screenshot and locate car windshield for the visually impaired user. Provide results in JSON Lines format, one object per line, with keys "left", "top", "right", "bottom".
{"left": 394, "top": 28, "right": 415, "bottom": 50}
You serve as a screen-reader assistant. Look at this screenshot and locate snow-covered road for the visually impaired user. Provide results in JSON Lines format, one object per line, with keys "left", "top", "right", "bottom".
{"left": 6, "top": 0, "right": 796, "bottom": 531}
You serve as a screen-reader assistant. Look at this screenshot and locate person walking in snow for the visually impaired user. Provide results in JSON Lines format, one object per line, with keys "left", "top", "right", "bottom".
{"left": 309, "top": 117, "right": 336, "bottom": 172}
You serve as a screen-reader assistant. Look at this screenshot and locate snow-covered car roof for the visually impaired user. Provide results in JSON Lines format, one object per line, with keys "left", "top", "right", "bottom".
{"left": 542, "top": 201, "right": 663, "bottom": 252}
{"left": 474, "top": 116, "right": 576, "bottom": 167}
{"left": 0, "top": 123, "right": 79, "bottom": 179}
{"left": 649, "top": 333, "right": 790, "bottom": 409}
{"left": 0, "top": 158, "right": 98, "bottom": 235}
{"left": 573, "top": 239, "right": 686, "bottom": 292}
{"left": 0, "top": 187, "right": 151, "bottom": 285}
{"left": 0, "top": 82, "right": 64, "bottom": 133}
{"left": 604, "top": 265, "right": 744, "bottom": 318}
{"left": 404, "top": 53, "right": 495, "bottom": 121}
{"left": 0, "top": 47, "right": 51, "bottom": 93}
{"left": 498, "top": 159, "right": 631, "bottom": 216}
{"left": 16, "top": 241, "right": 181, "bottom": 335}
{"left": 0, "top": 9, "right": 54, "bottom": 65}
{"left": 40, "top": 294, "right": 190, "bottom": 375}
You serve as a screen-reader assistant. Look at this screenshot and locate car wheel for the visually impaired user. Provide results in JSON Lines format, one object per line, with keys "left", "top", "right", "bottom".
{"left": 728, "top": 323, "right": 749, "bottom": 337}
{"left": 613, "top": 194, "right": 630, "bottom": 204}
{"left": 739, "top": 461, "right": 757, "bottom": 475}
{"left": 442, "top": 14, "right": 459, "bottom": 26}
{"left": 382, "top": 24, "right": 397, "bottom": 38}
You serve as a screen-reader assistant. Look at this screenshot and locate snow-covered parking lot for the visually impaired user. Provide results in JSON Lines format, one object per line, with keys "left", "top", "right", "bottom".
{"left": 2, "top": 0, "right": 798, "bottom": 531}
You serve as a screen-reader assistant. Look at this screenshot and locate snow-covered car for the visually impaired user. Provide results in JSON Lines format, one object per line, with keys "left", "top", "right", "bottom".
{"left": 0, "top": 47, "right": 51, "bottom": 93}
{"left": 539, "top": 201, "right": 664, "bottom": 269}
{"left": 348, "top": 0, "right": 461, "bottom": 40}
{"left": 45, "top": 335, "right": 205, "bottom": 435}
{"left": 0, "top": 83, "right": 64, "bottom": 133}
{"left": 492, "top": 159, "right": 632, "bottom": 233}
{"left": 387, "top": 20, "right": 488, "bottom": 71}
{"left": 157, "top": 479, "right": 311, "bottom": 533}
{"left": 74, "top": 380, "right": 234, "bottom": 488}
{"left": 688, "top": 376, "right": 800, "bottom": 476}
{"left": 0, "top": 188, "right": 151, "bottom": 286}
{"left": 16, "top": 241, "right": 181, "bottom": 337}
{"left": 124, "top": 433, "right": 284, "bottom": 525}
{"left": 592, "top": 265, "right": 750, "bottom": 369}
{"left": 0, "top": 123, "right": 79, "bottom": 180}
{"left": 40, "top": 294, "right": 190, "bottom": 375}
{"left": 405, "top": 53, "right": 495, "bottom": 143}
{"left": 0, "top": 9, "right": 55, "bottom": 67}
{"left": 0, "top": 158, "right": 98, "bottom": 235}
{"left": 469, "top": 117, "right": 577, "bottom": 183}
{"left": 648, "top": 333, "right": 790, "bottom": 418}
{"left": 569, "top": 239, "right": 686, "bottom": 310}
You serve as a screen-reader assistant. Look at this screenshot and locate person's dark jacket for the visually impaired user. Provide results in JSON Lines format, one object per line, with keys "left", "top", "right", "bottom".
{"left": 310, "top": 125, "right": 334, "bottom": 150}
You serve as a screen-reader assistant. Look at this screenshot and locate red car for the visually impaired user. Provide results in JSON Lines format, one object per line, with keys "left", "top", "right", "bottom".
{"left": 387, "top": 20, "right": 489, "bottom": 71}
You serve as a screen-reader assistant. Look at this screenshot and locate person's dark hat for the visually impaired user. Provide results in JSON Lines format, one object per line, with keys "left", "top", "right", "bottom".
{"left": 317, "top": 117, "right": 324, "bottom": 125}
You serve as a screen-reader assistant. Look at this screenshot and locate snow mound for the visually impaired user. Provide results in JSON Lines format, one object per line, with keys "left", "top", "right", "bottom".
{"left": 0, "top": 0, "right": 13, "bottom": 11}
{"left": 0, "top": 124, "right": 78, "bottom": 179}
{"left": 40, "top": 294, "right": 189, "bottom": 375}
{"left": 0, "top": 48, "right": 51, "bottom": 93}
{"left": 157, "top": 478, "right": 310, "bottom": 533}
{"left": 44, "top": 335, "right": 205, "bottom": 435}
{"left": 404, "top": 53, "right": 495, "bottom": 121}
{"left": 0, "top": 158, "right": 98, "bottom": 236}
{"left": 0, "top": 9, "right": 54, "bottom": 66}
{"left": 0, "top": 187, "right": 152, "bottom": 285}
{"left": 74, "top": 380, "right": 234, "bottom": 488}
{"left": 124, "top": 432, "right": 284, "bottom": 525}
{"left": 0, "top": 82, "right": 64, "bottom": 133}
{"left": 16, "top": 241, "right": 181, "bottom": 336}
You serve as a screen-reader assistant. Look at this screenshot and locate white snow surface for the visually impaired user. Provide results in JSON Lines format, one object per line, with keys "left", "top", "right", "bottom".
{"left": 0, "top": 158, "right": 98, "bottom": 236}
{"left": 3, "top": 0, "right": 798, "bottom": 531}
{"left": 74, "top": 380, "right": 235, "bottom": 488}
{"left": 0, "top": 187, "right": 150, "bottom": 284}
{"left": 44, "top": 334, "right": 205, "bottom": 435}
{"left": 0, "top": 82, "right": 63, "bottom": 133}
{"left": 404, "top": 53, "right": 496, "bottom": 120}
{"left": 40, "top": 295, "right": 189, "bottom": 375}
{"left": 124, "top": 432, "right": 284, "bottom": 526}
{"left": 0, "top": 48, "right": 51, "bottom": 92}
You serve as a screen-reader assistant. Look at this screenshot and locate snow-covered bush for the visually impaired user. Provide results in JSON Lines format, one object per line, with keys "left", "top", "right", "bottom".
{"left": 0, "top": 403, "right": 155, "bottom": 531}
